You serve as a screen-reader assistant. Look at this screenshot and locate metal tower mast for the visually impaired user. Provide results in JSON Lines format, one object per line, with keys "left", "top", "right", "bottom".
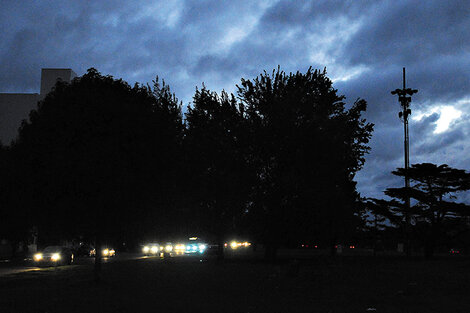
{"left": 391, "top": 67, "right": 418, "bottom": 256}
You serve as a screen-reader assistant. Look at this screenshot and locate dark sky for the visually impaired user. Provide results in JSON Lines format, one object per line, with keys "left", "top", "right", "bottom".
{"left": 1, "top": 0, "right": 469, "bottom": 200}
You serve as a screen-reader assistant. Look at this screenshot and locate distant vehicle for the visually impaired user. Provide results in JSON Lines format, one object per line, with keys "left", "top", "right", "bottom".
{"left": 450, "top": 249, "right": 461, "bottom": 255}
{"left": 184, "top": 237, "right": 207, "bottom": 254}
{"left": 162, "top": 242, "right": 174, "bottom": 257}
{"left": 90, "top": 247, "right": 116, "bottom": 257}
{"left": 225, "top": 241, "right": 251, "bottom": 250}
{"left": 185, "top": 242, "right": 207, "bottom": 254}
{"left": 174, "top": 243, "right": 186, "bottom": 255}
{"left": 33, "top": 246, "right": 74, "bottom": 266}
{"left": 72, "top": 243, "right": 95, "bottom": 257}
{"left": 142, "top": 243, "right": 161, "bottom": 256}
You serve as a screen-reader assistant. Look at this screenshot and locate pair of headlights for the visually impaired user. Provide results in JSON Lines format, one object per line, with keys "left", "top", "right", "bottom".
{"left": 143, "top": 245, "right": 165, "bottom": 253}
{"left": 102, "top": 248, "right": 115, "bottom": 256}
{"left": 186, "top": 244, "right": 206, "bottom": 252}
{"left": 228, "top": 241, "right": 251, "bottom": 249}
{"left": 34, "top": 253, "right": 61, "bottom": 262}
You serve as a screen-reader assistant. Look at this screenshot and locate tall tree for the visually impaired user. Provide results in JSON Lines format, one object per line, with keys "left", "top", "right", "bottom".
{"left": 184, "top": 87, "right": 252, "bottom": 259}
{"left": 0, "top": 143, "right": 31, "bottom": 255}
{"left": 363, "top": 198, "right": 405, "bottom": 255}
{"left": 237, "top": 67, "right": 373, "bottom": 259}
{"left": 12, "top": 68, "right": 183, "bottom": 280}
{"left": 384, "top": 163, "right": 470, "bottom": 258}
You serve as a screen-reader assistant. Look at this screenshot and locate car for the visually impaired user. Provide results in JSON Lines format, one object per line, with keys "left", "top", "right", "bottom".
{"left": 450, "top": 248, "right": 461, "bottom": 255}
{"left": 90, "top": 247, "right": 116, "bottom": 257}
{"left": 224, "top": 240, "right": 251, "bottom": 250}
{"left": 184, "top": 238, "right": 208, "bottom": 254}
{"left": 173, "top": 243, "right": 186, "bottom": 255}
{"left": 72, "top": 243, "right": 95, "bottom": 257}
{"left": 161, "top": 242, "right": 174, "bottom": 257}
{"left": 142, "top": 243, "right": 161, "bottom": 256}
{"left": 33, "top": 246, "right": 74, "bottom": 266}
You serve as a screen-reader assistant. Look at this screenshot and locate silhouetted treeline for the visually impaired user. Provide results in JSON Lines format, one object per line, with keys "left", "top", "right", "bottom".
{"left": 366, "top": 163, "right": 470, "bottom": 258}
{"left": 0, "top": 67, "right": 374, "bottom": 261}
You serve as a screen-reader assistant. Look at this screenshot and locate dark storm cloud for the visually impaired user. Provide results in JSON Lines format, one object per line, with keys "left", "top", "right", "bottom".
{"left": 340, "top": 0, "right": 470, "bottom": 105}
{"left": 1, "top": 0, "right": 469, "bottom": 200}
{"left": 414, "top": 128, "right": 465, "bottom": 155}
{"left": 343, "top": 0, "right": 470, "bottom": 66}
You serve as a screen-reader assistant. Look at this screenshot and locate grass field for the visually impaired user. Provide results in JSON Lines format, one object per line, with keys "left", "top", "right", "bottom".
{"left": 1, "top": 253, "right": 469, "bottom": 313}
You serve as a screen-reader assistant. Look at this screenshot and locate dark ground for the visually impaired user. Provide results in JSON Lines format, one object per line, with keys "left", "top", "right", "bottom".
{"left": 1, "top": 251, "right": 469, "bottom": 313}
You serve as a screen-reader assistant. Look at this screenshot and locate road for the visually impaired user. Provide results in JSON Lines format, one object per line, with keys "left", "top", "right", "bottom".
{"left": 0, "top": 247, "right": 355, "bottom": 278}
{"left": 0, "top": 253, "right": 144, "bottom": 277}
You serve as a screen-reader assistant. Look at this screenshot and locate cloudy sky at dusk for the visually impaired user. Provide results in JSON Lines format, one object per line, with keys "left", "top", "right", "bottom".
{"left": 1, "top": 0, "right": 469, "bottom": 200}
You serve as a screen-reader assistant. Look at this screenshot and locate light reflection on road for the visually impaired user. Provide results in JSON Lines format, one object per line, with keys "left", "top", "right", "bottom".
{"left": 0, "top": 253, "right": 198, "bottom": 277}
{"left": 0, "top": 266, "right": 43, "bottom": 276}
{"left": 0, "top": 253, "right": 143, "bottom": 277}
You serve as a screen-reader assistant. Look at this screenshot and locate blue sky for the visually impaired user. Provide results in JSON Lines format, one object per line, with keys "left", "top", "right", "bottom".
{"left": 1, "top": 0, "right": 469, "bottom": 200}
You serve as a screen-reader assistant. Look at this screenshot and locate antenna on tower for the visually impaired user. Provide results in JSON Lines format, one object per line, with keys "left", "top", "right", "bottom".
{"left": 391, "top": 67, "right": 418, "bottom": 257}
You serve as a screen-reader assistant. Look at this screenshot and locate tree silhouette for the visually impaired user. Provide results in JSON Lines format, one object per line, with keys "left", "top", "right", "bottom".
{"left": 363, "top": 198, "right": 406, "bottom": 255}
{"left": 184, "top": 87, "right": 252, "bottom": 259}
{"left": 12, "top": 68, "right": 183, "bottom": 280}
{"left": 237, "top": 67, "right": 373, "bottom": 259}
{"left": 0, "top": 143, "right": 30, "bottom": 255}
{"left": 384, "top": 163, "right": 470, "bottom": 258}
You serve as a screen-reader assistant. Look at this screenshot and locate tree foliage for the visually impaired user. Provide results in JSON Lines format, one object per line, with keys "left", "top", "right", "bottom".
{"left": 237, "top": 67, "right": 373, "bottom": 256}
{"left": 11, "top": 68, "right": 183, "bottom": 250}
{"left": 381, "top": 163, "right": 470, "bottom": 257}
{"left": 184, "top": 87, "right": 253, "bottom": 257}
{"left": 2, "top": 66, "right": 376, "bottom": 263}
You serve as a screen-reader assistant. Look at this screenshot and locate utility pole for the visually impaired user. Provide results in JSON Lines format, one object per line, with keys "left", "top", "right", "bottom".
{"left": 391, "top": 67, "right": 418, "bottom": 256}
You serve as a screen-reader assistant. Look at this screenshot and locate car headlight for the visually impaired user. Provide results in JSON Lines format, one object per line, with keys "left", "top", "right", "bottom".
{"left": 230, "top": 241, "right": 238, "bottom": 249}
{"left": 165, "top": 245, "right": 173, "bottom": 252}
{"left": 51, "top": 253, "right": 61, "bottom": 261}
{"left": 143, "top": 246, "right": 150, "bottom": 253}
{"left": 103, "top": 249, "right": 109, "bottom": 256}
{"left": 34, "top": 253, "right": 43, "bottom": 261}
{"left": 151, "top": 246, "right": 159, "bottom": 254}
{"left": 199, "top": 244, "right": 206, "bottom": 251}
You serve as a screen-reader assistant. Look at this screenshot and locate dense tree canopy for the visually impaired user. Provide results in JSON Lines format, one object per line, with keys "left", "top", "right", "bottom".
{"left": 237, "top": 67, "right": 373, "bottom": 257}
{"left": 184, "top": 87, "right": 253, "bottom": 258}
{"left": 1, "top": 66, "right": 377, "bottom": 263}
{"left": 11, "top": 68, "right": 183, "bottom": 248}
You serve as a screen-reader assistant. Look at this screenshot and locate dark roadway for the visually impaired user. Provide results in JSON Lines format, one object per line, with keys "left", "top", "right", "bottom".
{"left": 0, "top": 252, "right": 147, "bottom": 277}
{"left": 0, "top": 247, "right": 375, "bottom": 277}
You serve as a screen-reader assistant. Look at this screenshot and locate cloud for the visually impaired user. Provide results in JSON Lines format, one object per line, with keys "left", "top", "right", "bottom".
{"left": 0, "top": 0, "right": 469, "bottom": 201}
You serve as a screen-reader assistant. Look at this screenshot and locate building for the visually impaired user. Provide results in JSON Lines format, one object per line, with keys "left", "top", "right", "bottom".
{"left": 0, "top": 68, "right": 77, "bottom": 145}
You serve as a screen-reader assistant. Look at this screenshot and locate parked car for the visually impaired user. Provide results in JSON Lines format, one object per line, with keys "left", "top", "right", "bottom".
{"left": 33, "top": 246, "right": 74, "bottom": 266}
